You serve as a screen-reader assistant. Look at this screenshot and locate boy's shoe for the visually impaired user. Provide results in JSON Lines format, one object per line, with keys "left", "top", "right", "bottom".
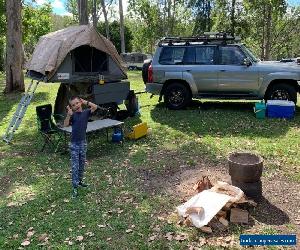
{"left": 79, "top": 181, "right": 89, "bottom": 188}
{"left": 72, "top": 187, "right": 78, "bottom": 198}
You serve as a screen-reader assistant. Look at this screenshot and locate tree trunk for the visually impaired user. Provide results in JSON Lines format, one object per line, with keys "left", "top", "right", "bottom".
{"left": 260, "top": 3, "right": 266, "bottom": 60}
{"left": 230, "top": 0, "right": 236, "bottom": 35}
{"left": 5, "top": 0, "right": 24, "bottom": 93}
{"left": 207, "top": 0, "right": 211, "bottom": 31}
{"left": 77, "top": 0, "right": 89, "bottom": 25}
{"left": 265, "top": 3, "right": 272, "bottom": 60}
{"left": 119, "top": 0, "right": 125, "bottom": 53}
{"left": 92, "top": 0, "right": 97, "bottom": 27}
{"left": 101, "top": 0, "right": 110, "bottom": 39}
{"left": 167, "top": 0, "right": 171, "bottom": 35}
{"left": 170, "top": 0, "right": 176, "bottom": 35}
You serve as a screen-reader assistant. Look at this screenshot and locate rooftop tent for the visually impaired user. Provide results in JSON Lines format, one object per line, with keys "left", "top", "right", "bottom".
{"left": 26, "top": 25, "right": 127, "bottom": 83}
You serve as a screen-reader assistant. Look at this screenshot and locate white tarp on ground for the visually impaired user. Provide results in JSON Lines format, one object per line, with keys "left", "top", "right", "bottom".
{"left": 177, "top": 181, "right": 244, "bottom": 228}
{"left": 177, "top": 190, "right": 231, "bottom": 228}
{"left": 25, "top": 25, "right": 126, "bottom": 78}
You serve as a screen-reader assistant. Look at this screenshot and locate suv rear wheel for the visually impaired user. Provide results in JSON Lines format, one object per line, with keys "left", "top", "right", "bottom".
{"left": 164, "top": 83, "right": 191, "bottom": 110}
{"left": 265, "top": 83, "right": 297, "bottom": 104}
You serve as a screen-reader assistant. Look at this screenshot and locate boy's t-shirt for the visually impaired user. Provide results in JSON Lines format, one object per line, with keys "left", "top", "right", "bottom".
{"left": 70, "top": 109, "right": 91, "bottom": 142}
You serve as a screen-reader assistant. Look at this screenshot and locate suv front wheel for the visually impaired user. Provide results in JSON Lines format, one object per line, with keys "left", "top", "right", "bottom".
{"left": 265, "top": 83, "right": 297, "bottom": 104}
{"left": 164, "top": 83, "right": 191, "bottom": 110}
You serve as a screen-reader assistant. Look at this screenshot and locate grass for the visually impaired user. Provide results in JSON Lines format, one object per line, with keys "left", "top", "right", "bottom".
{"left": 0, "top": 71, "right": 299, "bottom": 249}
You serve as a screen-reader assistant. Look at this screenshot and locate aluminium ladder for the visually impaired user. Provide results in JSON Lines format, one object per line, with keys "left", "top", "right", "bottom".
{"left": 2, "top": 80, "right": 39, "bottom": 143}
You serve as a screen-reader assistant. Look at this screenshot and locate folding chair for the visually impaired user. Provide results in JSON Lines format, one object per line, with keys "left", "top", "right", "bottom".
{"left": 36, "top": 104, "right": 64, "bottom": 152}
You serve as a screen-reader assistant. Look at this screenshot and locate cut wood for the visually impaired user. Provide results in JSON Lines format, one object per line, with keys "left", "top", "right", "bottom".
{"left": 217, "top": 210, "right": 227, "bottom": 218}
{"left": 218, "top": 217, "right": 229, "bottom": 227}
{"left": 193, "top": 176, "right": 212, "bottom": 193}
{"left": 199, "top": 226, "right": 212, "bottom": 233}
{"left": 185, "top": 207, "right": 204, "bottom": 216}
{"left": 230, "top": 208, "right": 249, "bottom": 224}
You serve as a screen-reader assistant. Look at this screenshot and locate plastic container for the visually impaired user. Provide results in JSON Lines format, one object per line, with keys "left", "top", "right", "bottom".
{"left": 254, "top": 101, "right": 266, "bottom": 119}
{"left": 266, "top": 100, "right": 295, "bottom": 119}
{"left": 126, "top": 122, "right": 148, "bottom": 140}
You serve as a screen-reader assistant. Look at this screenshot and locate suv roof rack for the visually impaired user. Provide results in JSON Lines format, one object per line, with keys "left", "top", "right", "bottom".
{"left": 158, "top": 32, "right": 240, "bottom": 46}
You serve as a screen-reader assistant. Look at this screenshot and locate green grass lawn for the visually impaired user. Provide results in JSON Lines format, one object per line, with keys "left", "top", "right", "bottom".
{"left": 0, "top": 71, "right": 299, "bottom": 249}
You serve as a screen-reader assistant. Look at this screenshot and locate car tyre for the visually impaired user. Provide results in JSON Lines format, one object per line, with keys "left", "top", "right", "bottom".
{"left": 266, "top": 83, "right": 297, "bottom": 104}
{"left": 164, "top": 83, "right": 191, "bottom": 110}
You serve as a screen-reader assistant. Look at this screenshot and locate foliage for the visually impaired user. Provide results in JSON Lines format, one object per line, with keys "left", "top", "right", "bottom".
{"left": 51, "top": 14, "right": 76, "bottom": 32}
{"left": 98, "top": 20, "right": 133, "bottom": 53}
{"left": 22, "top": 3, "right": 53, "bottom": 56}
{"left": 127, "top": 0, "right": 193, "bottom": 53}
{"left": 188, "top": 0, "right": 213, "bottom": 34}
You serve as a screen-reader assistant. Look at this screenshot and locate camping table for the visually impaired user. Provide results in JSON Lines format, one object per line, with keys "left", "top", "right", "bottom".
{"left": 59, "top": 118, "right": 124, "bottom": 151}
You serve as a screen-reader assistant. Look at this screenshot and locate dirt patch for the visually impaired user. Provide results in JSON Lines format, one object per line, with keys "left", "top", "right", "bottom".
{"left": 140, "top": 161, "right": 300, "bottom": 237}
{"left": 0, "top": 175, "right": 11, "bottom": 197}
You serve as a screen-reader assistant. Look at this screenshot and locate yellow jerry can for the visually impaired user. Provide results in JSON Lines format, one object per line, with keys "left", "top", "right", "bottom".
{"left": 126, "top": 122, "right": 148, "bottom": 139}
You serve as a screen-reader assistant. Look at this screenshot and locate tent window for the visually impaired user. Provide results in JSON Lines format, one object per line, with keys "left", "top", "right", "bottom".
{"left": 73, "top": 45, "right": 108, "bottom": 73}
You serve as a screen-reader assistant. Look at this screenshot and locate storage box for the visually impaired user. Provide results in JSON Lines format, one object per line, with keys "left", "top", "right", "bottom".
{"left": 254, "top": 102, "right": 266, "bottom": 119}
{"left": 266, "top": 100, "right": 295, "bottom": 119}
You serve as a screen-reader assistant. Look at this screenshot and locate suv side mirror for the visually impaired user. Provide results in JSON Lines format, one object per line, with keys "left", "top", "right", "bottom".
{"left": 243, "top": 58, "right": 252, "bottom": 67}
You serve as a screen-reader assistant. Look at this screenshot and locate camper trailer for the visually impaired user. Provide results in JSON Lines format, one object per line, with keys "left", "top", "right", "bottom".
{"left": 26, "top": 25, "right": 131, "bottom": 117}
{"left": 120, "top": 52, "right": 152, "bottom": 70}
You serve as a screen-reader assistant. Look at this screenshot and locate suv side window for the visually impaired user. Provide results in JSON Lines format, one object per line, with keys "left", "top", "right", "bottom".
{"left": 219, "top": 46, "right": 246, "bottom": 65}
{"left": 159, "top": 47, "right": 185, "bottom": 65}
{"left": 195, "top": 46, "right": 216, "bottom": 65}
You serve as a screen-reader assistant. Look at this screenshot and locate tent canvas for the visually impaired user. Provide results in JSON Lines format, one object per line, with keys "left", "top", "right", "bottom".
{"left": 26, "top": 25, "right": 127, "bottom": 83}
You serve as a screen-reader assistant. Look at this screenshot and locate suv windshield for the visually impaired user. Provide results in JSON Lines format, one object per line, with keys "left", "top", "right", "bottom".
{"left": 240, "top": 45, "right": 260, "bottom": 63}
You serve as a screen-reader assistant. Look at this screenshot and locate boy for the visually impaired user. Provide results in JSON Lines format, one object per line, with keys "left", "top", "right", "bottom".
{"left": 64, "top": 96, "right": 98, "bottom": 198}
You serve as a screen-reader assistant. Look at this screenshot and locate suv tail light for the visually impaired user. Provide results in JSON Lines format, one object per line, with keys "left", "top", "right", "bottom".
{"left": 148, "top": 63, "right": 153, "bottom": 83}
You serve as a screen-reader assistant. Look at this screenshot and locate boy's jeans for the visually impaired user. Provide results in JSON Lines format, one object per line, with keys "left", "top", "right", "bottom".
{"left": 69, "top": 141, "right": 87, "bottom": 188}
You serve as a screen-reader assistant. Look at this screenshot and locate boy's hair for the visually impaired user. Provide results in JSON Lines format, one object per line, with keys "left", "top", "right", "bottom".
{"left": 69, "top": 96, "right": 80, "bottom": 103}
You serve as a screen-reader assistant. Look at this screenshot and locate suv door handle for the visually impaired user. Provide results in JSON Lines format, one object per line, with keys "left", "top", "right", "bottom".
{"left": 185, "top": 69, "right": 191, "bottom": 72}
{"left": 220, "top": 69, "right": 226, "bottom": 72}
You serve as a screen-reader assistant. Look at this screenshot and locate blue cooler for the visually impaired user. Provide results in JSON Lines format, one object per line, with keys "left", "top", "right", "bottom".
{"left": 266, "top": 100, "right": 295, "bottom": 119}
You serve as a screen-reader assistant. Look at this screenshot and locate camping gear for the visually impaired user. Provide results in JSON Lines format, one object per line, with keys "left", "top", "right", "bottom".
{"left": 25, "top": 25, "right": 130, "bottom": 115}
{"left": 3, "top": 25, "right": 133, "bottom": 144}
{"left": 2, "top": 80, "right": 39, "bottom": 143}
{"left": 228, "top": 152, "right": 263, "bottom": 200}
{"left": 26, "top": 25, "right": 127, "bottom": 82}
{"left": 36, "top": 104, "right": 63, "bottom": 152}
{"left": 266, "top": 100, "right": 295, "bottom": 119}
{"left": 112, "top": 127, "right": 123, "bottom": 143}
{"left": 254, "top": 101, "right": 266, "bottom": 119}
{"left": 126, "top": 122, "right": 148, "bottom": 140}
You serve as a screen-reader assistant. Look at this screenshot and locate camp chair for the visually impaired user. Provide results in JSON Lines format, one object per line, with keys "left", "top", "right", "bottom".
{"left": 36, "top": 104, "right": 64, "bottom": 152}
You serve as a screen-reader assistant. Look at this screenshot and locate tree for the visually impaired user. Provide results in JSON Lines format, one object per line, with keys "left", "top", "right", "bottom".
{"left": 0, "top": 0, "right": 5, "bottom": 71}
{"left": 78, "top": 0, "right": 89, "bottom": 24}
{"left": 119, "top": 0, "right": 125, "bottom": 53}
{"left": 100, "top": 0, "right": 110, "bottom": 38}
{"left": 98, "top": 20, "right": 132, "bottom": 53}
{"left": 188, "top": 0, "right": 213, "bottom": 34}
{"left": 5, "top": 0, "right": 24, "bottom": 93}
{"left": 243, "top": 0, "right": 287, "bottom": 60}
{"left": 22, "top": 3, "right": 53, "bottom": 55}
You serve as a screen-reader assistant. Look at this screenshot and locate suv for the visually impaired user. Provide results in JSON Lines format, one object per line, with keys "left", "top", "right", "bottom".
{"left": 145, "top": 33, "right": 300, "bottom": 109}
